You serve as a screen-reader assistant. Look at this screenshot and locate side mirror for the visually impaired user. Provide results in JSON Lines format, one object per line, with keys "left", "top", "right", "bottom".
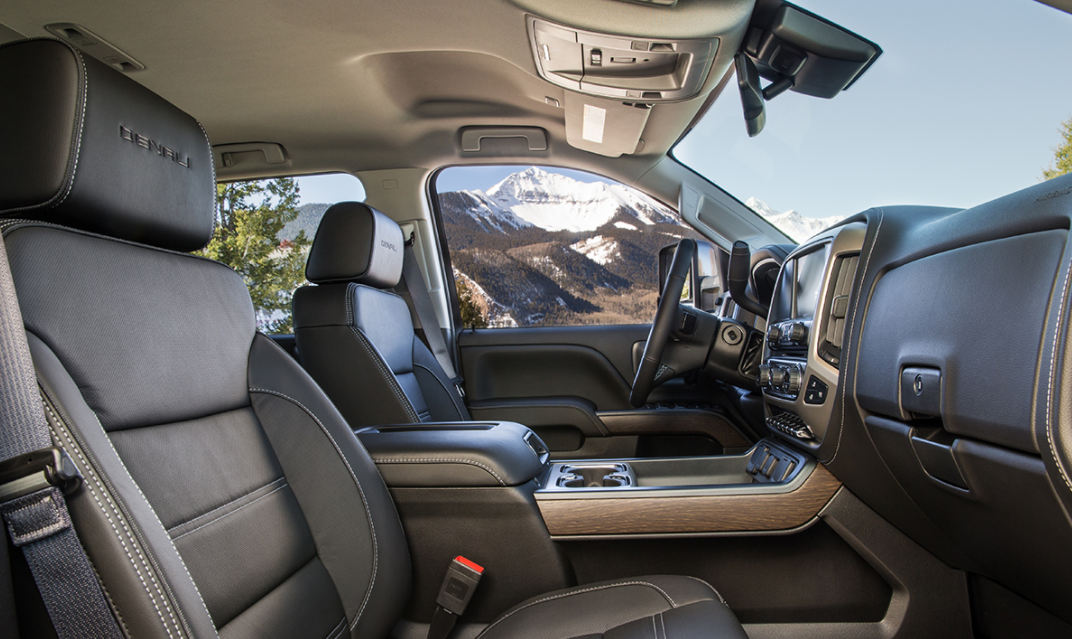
{"left": 658, "top": 240, "right": 722, "bottom": 312}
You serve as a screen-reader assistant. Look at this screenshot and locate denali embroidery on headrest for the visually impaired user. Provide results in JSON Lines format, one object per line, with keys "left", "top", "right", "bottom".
{"left": 119, "top": 125, "right": 190, "bottom": 168}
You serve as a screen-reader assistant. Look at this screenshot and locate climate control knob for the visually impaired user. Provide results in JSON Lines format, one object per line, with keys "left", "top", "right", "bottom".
{"left": 785, "top": 365, "right": 803, "bottom": 393}
{"left": 758, "top": 364, "right": 772, "bottom": 387}
{"left": 767, "top": 324, "right": 782, "bottom": 343}
{"left": 787, "top": 322, "right": 807, "bottom": 344}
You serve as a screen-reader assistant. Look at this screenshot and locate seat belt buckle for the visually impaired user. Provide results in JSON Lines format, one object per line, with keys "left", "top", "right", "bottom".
{"left": 451, "top": 377, "right": 466, "bottom": 399}
{"left": 435, "top": 555, "right": 484, "bottom": 616}
{"left": 0, "top": 447, "right": 82, "bottom": 504}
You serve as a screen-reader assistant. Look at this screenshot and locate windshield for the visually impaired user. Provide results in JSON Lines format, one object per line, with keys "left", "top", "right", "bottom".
{"left": 673, "top": 0, "right": 1072, "bottom": 242}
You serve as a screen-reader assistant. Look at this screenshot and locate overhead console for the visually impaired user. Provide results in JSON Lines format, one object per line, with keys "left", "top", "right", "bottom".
{"left": 759, "top": 221, "right": 866, "bottom": 449}
{"left": 526, "top": 16, "right": 719, "bottom": 157}
{"left": 527, "top": 16, "right": 717, "bottom": 103}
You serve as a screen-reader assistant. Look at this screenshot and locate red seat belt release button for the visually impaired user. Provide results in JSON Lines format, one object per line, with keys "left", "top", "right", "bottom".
{"left": 435, "top": 556, "right": 484, "bottom": 616}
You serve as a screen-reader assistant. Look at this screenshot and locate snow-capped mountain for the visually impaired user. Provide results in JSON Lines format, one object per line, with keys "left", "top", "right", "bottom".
{"left": 438, "top": 167, "right": 702, "bottom": 328}
{"left": 745, "top": 197, "right": 843, "bottom": 243}
{"left": 459, "top": 166, "right": 681, "bottom": 233}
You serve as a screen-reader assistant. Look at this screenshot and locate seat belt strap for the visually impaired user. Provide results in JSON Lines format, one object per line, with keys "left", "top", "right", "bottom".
{"left": 0, "top": 236, "right": 123, "bottom": 639}
{"left": 402, "top": 237, "right": 465, "bottom": 397}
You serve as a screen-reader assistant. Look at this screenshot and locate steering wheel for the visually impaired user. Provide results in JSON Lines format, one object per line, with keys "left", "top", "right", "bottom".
{"left": 629, "top": 239, "right": 696, "bottom": 407}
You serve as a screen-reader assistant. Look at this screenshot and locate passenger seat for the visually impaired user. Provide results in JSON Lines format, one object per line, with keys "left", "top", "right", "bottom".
{"left": 294, "top": 203, "right": 469, "bottom": 429}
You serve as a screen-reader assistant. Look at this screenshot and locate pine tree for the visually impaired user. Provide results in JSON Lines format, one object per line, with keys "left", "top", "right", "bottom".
{"left": 456, "top": 278, "right": 489, "bottom": 329}
{"left": 1043, "top": 116, "right": 1072, "bottom": 180}
{"left": 201, "top": 178, "right": 311, "bottom": 333}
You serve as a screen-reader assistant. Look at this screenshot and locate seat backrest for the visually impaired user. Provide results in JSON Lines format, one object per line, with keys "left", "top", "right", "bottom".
{"left": 294, "top": 202, "right": 469, "bottom": 429}
{"left": 1, "top": 38, "right": 409, "bottom": 638}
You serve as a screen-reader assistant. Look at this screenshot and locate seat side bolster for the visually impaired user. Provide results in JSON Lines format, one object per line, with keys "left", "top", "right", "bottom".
{"left": 412, "top": 340, "right": 470, "bottom": 422}
{"left": 247, "top": 333, "right": 411, "bottom": 639}
{"left": 28, "top": 332, "right": 218, "bottom": 639}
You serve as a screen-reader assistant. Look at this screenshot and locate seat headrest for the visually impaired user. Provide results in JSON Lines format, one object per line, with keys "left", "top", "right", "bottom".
{"left": 0, "top": 39, "right": 215, "bottom": 252}
{"left": 306, "top": 202, "right": 405, "bottom": 288}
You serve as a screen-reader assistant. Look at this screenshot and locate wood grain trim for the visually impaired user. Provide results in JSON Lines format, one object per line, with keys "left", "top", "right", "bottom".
{"left": 598, "top": 410, "right": 752, "bottom": 449}
{"left": 537, "top": 465, "right": 841, "bottom": 535}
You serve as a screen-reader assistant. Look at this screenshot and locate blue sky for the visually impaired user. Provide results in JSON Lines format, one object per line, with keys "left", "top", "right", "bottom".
{"left": 674, "top": 0, "right": 1072, "bottom": 219}
{"left": 300, "top": 0, "right": 1072, "bottom": 221}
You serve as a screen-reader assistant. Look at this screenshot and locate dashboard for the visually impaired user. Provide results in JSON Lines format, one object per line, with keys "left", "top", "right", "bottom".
{"left": 745, "top": 173, "right": 1072, "bottom": 625}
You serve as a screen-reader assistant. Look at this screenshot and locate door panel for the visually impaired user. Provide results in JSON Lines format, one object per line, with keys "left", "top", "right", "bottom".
{"left": 458, "top": 324, "right": 755, "bottom": 457}
{"left": 459, "top": 324, "right": 647, "bottom": 392}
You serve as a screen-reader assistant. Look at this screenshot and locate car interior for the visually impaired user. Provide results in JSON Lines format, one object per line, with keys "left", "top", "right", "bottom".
{"left": 1, "top": 1, "right": 1072, "bottom": 638}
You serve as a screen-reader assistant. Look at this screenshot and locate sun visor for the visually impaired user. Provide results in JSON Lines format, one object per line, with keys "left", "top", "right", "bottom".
{"left": 563, "top": 93, "right": 650, "bottom": 158}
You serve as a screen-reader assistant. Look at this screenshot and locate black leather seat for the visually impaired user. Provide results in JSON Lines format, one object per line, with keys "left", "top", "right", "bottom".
{"left": 0, "top": 38, "right": 747, "bottom": 638}
{"left": 294, "top": 203, "right": 470, "bottom": 429}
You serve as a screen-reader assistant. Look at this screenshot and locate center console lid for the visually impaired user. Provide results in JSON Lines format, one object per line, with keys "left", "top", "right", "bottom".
{"left": 356, "top": 421, "right": 549, "bottom": 488}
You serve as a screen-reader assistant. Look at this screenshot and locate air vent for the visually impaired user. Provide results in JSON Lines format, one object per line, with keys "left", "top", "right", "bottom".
{"left": 817, "top": 254, "right": 859, "bottom": 368}
{"left": 45, "top": 23, "right": 145, "bottom": 72}
{"left": 739, "top": 331, "right": 764, "bottom": 379}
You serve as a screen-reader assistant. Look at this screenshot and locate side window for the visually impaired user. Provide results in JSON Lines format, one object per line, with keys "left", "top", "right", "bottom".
{"left": 204, "top": 173, "right": 366, "bottom": 333}
{"left": 435, "top": 165, "right": 705, "bottom": 328}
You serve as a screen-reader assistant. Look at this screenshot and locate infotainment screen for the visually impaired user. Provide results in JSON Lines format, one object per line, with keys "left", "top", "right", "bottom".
{"left": 769, "top": 244, "right": 830, "bottom": 323}
{"left": 794, "top": 245, "right": 829, "bottom": 319}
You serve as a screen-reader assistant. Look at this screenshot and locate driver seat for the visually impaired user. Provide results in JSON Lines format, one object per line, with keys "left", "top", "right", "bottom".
{"left": 293, "top": 202, "right": 470, "bottom": 429}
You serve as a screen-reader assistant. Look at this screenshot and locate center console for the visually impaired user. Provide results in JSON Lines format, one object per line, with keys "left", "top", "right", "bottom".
{"left": 533, "top": 439, "right": 838, "bottom": 537}
{"left": 758, "top": 222, "right": 867, "bottom": 450}
{"left": 357, "top": 419, "right": 841, "bottom": 629}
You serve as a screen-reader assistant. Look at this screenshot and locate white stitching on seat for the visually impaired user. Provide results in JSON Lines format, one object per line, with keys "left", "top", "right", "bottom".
{"left": 473, "top": 581, "right": 677, "bottom": 639}
{"left": 659, "top": 611, "right": 666, "bottom": 639}
{"left": 829, "top": 212, "right": 883, "bottom": 465}
{"left": 194, "top": 118, "right": 215, "bottom": 187}
{"left": 44, "top": 391, "right": 220, "bottom": 638}
{"left": 166, "top": 477, "right": 286, "bottom": 533}
{"left": 43, "top": 401, "right": 184, "bottom": 639}
{"left": 679, "top": 575, "right": 727, "bottom": 605}
{"left": 90, "top": 419, "right": 218, "bottom": 638}
{"left": 0, "top": 38, "right": 87, "bottom": 217}
{"left": 324, "top": 616, "right": 346, "bottom": 639}
{"left": 248, "top": 388, "right": 379, "bottom": 630}
{"left": 469, "top": 402, "right": 609, "bottom": 436}
{"left": 349, "top": 324, "right": 421, "bottom": 423}
{"left": 371, "top": 457, "right": 506, "bottom": 486}
{"left": 49, "top": 46, "right": 87, "bottom": 210}
{"left": 170, "top": 482, "right": 289, "bottom": 541}
{"left": 1046, "top": 256, "right": 1072, "bottom": 494}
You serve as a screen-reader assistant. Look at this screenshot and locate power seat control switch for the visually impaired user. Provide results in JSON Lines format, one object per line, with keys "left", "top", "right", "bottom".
{"left": 803, "top": 376, "right": 828, "bottom": 405}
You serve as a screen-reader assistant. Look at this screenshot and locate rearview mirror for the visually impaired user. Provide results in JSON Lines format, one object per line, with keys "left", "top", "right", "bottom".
{"left": 658, "top": 240, "right": 722, "bottom": 312}
{"left": 735, "top": 53, "right": 766, "bottom": 138}
{"left": 734, "top": 0, "right": 882, "bottom": 135}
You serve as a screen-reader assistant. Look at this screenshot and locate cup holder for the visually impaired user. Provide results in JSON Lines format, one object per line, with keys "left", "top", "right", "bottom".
{"left": 554, "top": 464, "right": 632, "bottom": 489}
